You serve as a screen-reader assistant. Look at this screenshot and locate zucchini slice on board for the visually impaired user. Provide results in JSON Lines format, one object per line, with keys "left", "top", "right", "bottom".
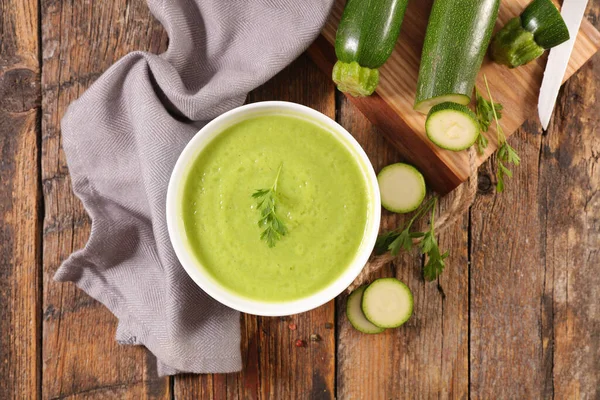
{"left": 426, "top": 102, "right": 479, "bottom": 151}
{"left": 377, "top": 163, "right": 426, "bottom": 214}
{"left": 333, "top": 0, "right": 409, "bottom": 97}
{"left": 346, "top": 285, "right": 386, "bottom": 334}
{"left": 414, "top": 0, "right": 501, "bottom": 114}
{"left": 361, "top": 278, "right": 414, "bottom": 329}
{"left": 491, "top": 0, "right": 570, "bottom": 68}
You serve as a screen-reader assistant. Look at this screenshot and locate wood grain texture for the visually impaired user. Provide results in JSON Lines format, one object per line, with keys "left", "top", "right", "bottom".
{"left": 334, "top": 95, "right": 469, "bottom": 399}
{"left": 310, "top": 0, "right": 600, "bottom": 194}
{"left": 174, "top": 54, "right": 337, "bottom": 400}
{"left": 0, "top": 0, "right": 41, "bottom": 398}
{"left": 543, "top": 75, "right": 600, "bottom": 400}
{"left": 0, "top": 0, "right": 596, "bottom": 398}
{"left": 469, "top": 6, "right": 600, "bottom": 398}
{"left": 470, "top": 124, "right": 550, "bottom": 398}
{"left": 40, "top": 0, "right": 170, "bottom": 398}
{"left": 542, "top": 3, "right": 600, "bottom": 395}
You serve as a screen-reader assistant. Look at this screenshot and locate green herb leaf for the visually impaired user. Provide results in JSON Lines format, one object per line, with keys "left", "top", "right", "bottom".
{"left": 423, "top": 247, "right": 448, "bottom": 282}
{"left": 252, "top": 163, "right": 287, "bottom": 247}
{"left": 389, "top": 228, "right": 413, "bottom": 256}
{"left": 420, "top": 231, "right": 435, "bottom": 254}
{"left": 475, "top": 88, "right": 503, "bottom": 132}
{"left": 483, "top": 75, "right": 520, "bottom": 192}
{"left": 505, "top": 142, "right": 521, "bottom": 165}
{"left": 495, "top": 142, "right": 520, "bottom": 192}
{"left": 375, "top": 196, "right": 449, "bottom": 281}
{"left": 374, "top": 231, "right": 399, "bottom": 254}
{"left": 474, "top": 87, "right": 503, "bottom": 155}
{"left": 476, "top": 132, "right": 489, "bottom": 156}
{"left": 420, "top": 197, "right": 448, "bottom": 281}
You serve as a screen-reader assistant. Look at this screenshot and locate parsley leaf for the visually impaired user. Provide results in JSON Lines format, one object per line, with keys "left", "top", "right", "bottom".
{"left": 483, "top": 75, "right": 520, "bottom": 192}
{"left": 375, "top": 196, "right": 449, "bottom": 281}
{"left": 252, "top": 163, "right": 287, "bottom": 247}
{"left": 423, "top": 246, "right": 449, "bottom": 282}
{"left": 474, "top": 87, "right": 503, "bottom": 155}
{"left": 389, "top": 228, "right": 413, "bottom": 256}
{"left": 476, "top": 132, "right": 489, "bottom": 156}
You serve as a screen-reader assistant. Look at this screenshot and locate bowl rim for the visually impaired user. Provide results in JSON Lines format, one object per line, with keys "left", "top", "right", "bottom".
{"left": 166, "top": 101, "right": 381, "bottom": 316}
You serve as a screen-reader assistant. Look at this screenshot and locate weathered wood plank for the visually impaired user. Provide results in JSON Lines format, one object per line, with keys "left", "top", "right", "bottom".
{"left": 0, "top": 0, "right": 41, "bottom": 398}
{"left": 174, "top": 54, "right": 337, "bottom": 400}
{"left": 542, "top": 76, "right": 600, "bottom": 399}
{"left": 40, "top": 0, "right": 170, "bottom": 398}
{"left": 334, "top": 95, "right": 469, "bottom": 399}
{"left": 469, "top": 124, "right": 550, "bottom": 398}
{"left": 470, "top": 8, "right": 600, "bottom": 398}
{"left": 542, "top": 4, "right": 600, "bottom": 395}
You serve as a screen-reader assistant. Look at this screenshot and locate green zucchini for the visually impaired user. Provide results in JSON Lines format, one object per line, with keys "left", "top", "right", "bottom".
{"left": 491, "top": 0, "right": 570, "bottom": 68}
{"left": 361, "top": 278, "right": 413, "bottom": 329}
{"left": 426, "top": 102, "right": 479, "bottom": 151}
{"left": 346, "top": 285, "right": 385, "bottom": 334}
{"left": 414, "top": 0, "right": 501, "bottom": 114}
{"left": 377, "top": 163, "right": 426, "bottom": 213}
{"left": 521, "top": 0, "right": 570, "bottom": 49}
{"left": 333, "top": 0, "right": 409, "bottom": 97}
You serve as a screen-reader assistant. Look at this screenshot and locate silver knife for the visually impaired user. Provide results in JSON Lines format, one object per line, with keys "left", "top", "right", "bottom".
{"left": 538, "top": 0, "right": 589, "bottom": 130}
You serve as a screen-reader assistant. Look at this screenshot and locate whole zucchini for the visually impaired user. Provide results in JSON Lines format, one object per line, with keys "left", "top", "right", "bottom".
{"left": 491, "top": 0, "right": 570, "bottom": 68}
{"left": 414, "top": 0, "right": 500, "bottom": 114}
{"left": 333, "top": 0, "right": 409, "bottom": 97}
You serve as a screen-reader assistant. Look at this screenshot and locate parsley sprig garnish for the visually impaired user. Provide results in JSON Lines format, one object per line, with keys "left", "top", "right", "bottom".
{"left": 483, "top": 75, "right": 521, "bottom": 192}
{"left": 474, "top": 87, "right": 503, "bottom": 155}
{"left": 375, "top": 196, "right": 448, "bottom": 281}
{"left": 252, "top": 163, "right": 287, "bottom": 247}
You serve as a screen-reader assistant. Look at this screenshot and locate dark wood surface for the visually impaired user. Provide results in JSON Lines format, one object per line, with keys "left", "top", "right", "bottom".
{"left": 1, "top": 0, "right": 598, "bottom": 398}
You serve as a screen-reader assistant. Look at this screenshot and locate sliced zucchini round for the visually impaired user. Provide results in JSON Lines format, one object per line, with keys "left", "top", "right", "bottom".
{"left": 377, "top": 163, "right": 426, "bottom": 214}
{"left": 346, "top": 285, "right": 386, "bottom": 334}
{"left": 361, "top": 278, "right": 413, "bottom": 329}
{"left": 426, "top": 102, "right": 479, "bottom": 151}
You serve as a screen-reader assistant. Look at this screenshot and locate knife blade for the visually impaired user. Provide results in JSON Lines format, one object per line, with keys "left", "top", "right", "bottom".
{"left": 538, "top": 0, "right": 589, "bottom": 130}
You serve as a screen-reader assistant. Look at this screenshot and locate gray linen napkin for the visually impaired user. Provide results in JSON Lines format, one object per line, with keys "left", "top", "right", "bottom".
{"left": 55, "top": 0, "right": 333, "bottom": 376}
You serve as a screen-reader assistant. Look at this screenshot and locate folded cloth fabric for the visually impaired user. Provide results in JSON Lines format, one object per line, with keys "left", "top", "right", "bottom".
{"left": 55, "top": 0, "right": 333, "bottom": 376}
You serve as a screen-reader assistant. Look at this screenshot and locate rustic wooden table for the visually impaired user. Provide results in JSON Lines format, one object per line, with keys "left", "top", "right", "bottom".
{"left": 1, "top": 0, "right": 599, "bottom": 399}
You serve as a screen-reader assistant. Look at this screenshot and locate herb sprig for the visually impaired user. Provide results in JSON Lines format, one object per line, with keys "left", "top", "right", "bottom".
{"left": 474, "top": 87, "right": 503, "bottom": 155}
{"left": 483, "top": 75, "right": 520, "bottom": 192}
{"left": 252, "top": 163, "right": 287, "bottom": 247}
{"left": 375, "top": 196, "right": 448, "bottom": 281}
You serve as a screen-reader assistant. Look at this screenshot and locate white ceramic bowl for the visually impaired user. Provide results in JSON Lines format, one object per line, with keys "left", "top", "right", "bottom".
{"left": 166, "top": 101, "right": 381, "bottom": 316}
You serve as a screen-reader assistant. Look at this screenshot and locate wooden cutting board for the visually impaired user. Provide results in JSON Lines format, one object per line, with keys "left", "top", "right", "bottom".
{"left": 308, "top": 0, "right": 600, "bottom": 194}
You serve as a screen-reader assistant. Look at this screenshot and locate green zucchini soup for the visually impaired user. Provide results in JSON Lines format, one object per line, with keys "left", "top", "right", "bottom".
{"left": 180, "top": 114, "right": 371, "bottom": 302}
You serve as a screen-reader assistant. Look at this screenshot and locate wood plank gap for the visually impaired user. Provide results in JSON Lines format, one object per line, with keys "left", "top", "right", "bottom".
{"left": 537, "top": 129, "right": 555, "bottom": 400}
{"left": 256, "top": 316, "right": 263, "bottom": 400}
{"left": 0, "top": 0, "right": 42, "bottom": 396}
{"left": 467, "top": 205, "right": 473, "bottom": 400}
{"left": 35, "top": 104, "right": 44, "bottom": 400}
{"left": 36, "top": 1, "right": 44, "bottom": 398}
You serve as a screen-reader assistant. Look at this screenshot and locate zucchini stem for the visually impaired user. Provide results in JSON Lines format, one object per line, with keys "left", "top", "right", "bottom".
{"left": 332, "top": 61, "right": 379, "bottom": 97}
{"left": 490, "top": 17, "right": 545, "bottom": 68}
